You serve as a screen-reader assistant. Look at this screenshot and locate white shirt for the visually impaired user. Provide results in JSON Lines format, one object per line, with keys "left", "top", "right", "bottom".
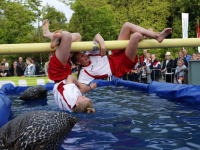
{"left": 146, "top": 61, "right": 151, "bottom": 67}
{"left": 27, "top": 64, "right": 34, "bottom": 74}
{"left": 133, "top": 63, "right": 139, "bottom": 70}
{"left": 78, "top": 51, "right": 112, "bottom": 85}
{"left": 53, "top": 80, "right": 82, "bottom": 112}
{"left": 144, "top": 57, "right": 147, "bottom": 63}
{"left": 165, "top": 60, "right": 169, "bottom": 73}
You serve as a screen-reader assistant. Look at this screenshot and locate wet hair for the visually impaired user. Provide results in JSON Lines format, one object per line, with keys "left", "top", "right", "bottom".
{"left": 71, "top": 52, "right": 82, "bottom": 78}
{"left": 10, "top": 60, "right": 18, "bottom": 69}
{"left": 178, "top": 59, "right": 184, "bottom": 65}
{"left": 73, "top": 100, "right": 95, "bottom": 113}
{"left": 1, "top": 63, "right": 5, "bottom": 66}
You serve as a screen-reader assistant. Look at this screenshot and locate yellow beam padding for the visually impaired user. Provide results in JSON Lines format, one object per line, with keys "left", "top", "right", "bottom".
{"left": 0, "top": 38, "right": 200, "bottom": 54}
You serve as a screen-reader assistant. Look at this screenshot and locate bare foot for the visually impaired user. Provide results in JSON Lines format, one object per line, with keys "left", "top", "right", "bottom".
{"left": 144, "top": 28, "right": 154, "bottom": 39}
{"left": 42, "top": 19, "right": 50, "bottom": 38}
{"left": 50, "top": 30, "right": 62, "bottom": 49}
{"left": 157, "top": 28, "right": 172, "bottom": 43}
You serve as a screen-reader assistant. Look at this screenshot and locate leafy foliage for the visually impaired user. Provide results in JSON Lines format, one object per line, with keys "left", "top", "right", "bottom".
{"left": 1, "top": 0, "right": 200, "bottom": 66}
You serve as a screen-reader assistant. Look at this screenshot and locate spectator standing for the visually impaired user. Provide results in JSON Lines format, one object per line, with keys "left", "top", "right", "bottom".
{"left": 17, "top": 57, "right": 25, "bottom": 68}
{"left": 9, "top": 60, "right": 23, "bottom": 76}
{"left": 2, "top": 58, "right": 9, "bottom": 70}
{"left": 44, "top": 53, "right": 53, "bottom": 76}
{"left": 183, "top": 49, "right": 192, "bottom": 63}
{"left": 129, "top": 63, "right": 139, "bottom": 82}
{"left": 24, "top": 57, "right": 35, "bottom": 76}
{"left": 174, "top": 51, "right": 188, "bottom": 68}
{"left": 0, "top": 63, "right": 11, "bottom": 77}
{"left": 21, "top": 64, "right": 26, "bottom": 75}
{"left": 197, "top": 53, "right": 200, "bottom": 60}
{"left": 140, "top": 49, "right": 147, "bottom": 66}
{"left": 190, "top": 53, "right": 197, "bottom": 60}
{"left": 31, "top": 56, "right": 40, "bottom": 75}
{"left": 137, "top": 62, "right": 151, "bottom": 84}
{"left": 175, "top": 60, "right": 187, "bottom": 84}
{"left": 161, "top": 52, "right": 174, "bottom": 83}
{"left": 150, "top": 54, "right": 161, "bottom": 81}
{"left": 145, "top": 53, "right": 151, "bottom": 67}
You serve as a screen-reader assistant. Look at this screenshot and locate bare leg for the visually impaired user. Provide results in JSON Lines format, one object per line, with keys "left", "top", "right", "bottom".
{"left": 144, "top": 28, "right": 154, "bottom": 39}
{"left": 119, "top": 22, "right": 172, "bottom": 62}
{"left": 42, "top": 19, "right": 81, "bottom": 45}
{"left": 118, "top": 22, "right": 172, "bottom": 43}
{"left": 51, "top": 30, "right": 72, "bottom": 66}
{"left": 42, "top": 19, "right": 53, "bottom": 39}
{"left": 125, "top": 32, "right": 144, "bottom": 62}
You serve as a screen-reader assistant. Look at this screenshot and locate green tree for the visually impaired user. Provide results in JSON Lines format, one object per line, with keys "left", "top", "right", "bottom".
{"left": 68, "top": 0, "right": 116, "bottom": 41}
{"left": 0, "top": 0, "right": 36, "bottom": 44}
{"left": 42, "top": 4, "right": 68, "bottom": 32}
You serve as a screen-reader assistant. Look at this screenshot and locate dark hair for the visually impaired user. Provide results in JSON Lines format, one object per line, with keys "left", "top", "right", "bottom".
{"left": 10, "top": 60, "right": 18, "bottom": 69}
{"left": 71, "top": 52, "right": 78, "bottom": 65}
{"left": 21, "top": 63, "right": 26, "bottom": 69}
{"left": 31, "top": 56, "right": 35, "bottom": 61}
{"left": 71, "top": 52, "right": 82, "bottom": 78}
{"left": 1, "top": 63, "right": 5, "bottom": 66}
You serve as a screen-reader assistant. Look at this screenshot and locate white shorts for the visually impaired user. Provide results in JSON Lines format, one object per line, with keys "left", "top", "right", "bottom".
{"left": 53, "top": 79, "right": 82, "bottom": 112}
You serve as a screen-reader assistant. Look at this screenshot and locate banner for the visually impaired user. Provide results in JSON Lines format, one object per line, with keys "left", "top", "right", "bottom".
{"left": 182, "top": 13, "right": 189, "bottom": 39}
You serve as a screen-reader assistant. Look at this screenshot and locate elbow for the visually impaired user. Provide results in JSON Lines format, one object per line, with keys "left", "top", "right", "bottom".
{"left": 94, "top": 33, "right": 101, "bottom": 41}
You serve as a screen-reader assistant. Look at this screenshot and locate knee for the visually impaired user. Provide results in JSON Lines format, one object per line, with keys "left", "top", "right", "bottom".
{"left": 62, "top": 32, "right": 72, "bottom": 40}
{"left": 76, "top": 33, "right": 82, "bottom": 41}
{"left": 123, "top": 22, "right": 132, "bottom": 28}
{"left": 130, "top": 32, "right": 142, "bottom": 40}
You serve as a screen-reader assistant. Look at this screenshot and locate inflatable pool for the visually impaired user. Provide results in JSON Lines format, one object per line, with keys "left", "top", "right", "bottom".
{"left": 1, "top": 78, "right": 200, "bottom": 149}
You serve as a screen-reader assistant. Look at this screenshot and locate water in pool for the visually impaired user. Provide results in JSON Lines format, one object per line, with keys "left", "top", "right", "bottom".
{"left": 8, "top": 86, "right": 200, "bottom": 149}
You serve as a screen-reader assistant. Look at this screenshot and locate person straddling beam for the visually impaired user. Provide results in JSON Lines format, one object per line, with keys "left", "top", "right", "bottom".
{"left": 42, "top": 19, "right": 96, "bottom": 113}
{"left": 70, "top": 22, "right": 172, "bottom": 85}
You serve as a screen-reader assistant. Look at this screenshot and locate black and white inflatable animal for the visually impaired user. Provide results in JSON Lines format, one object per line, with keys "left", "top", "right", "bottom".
{"left": 20, "top": 85, "right": 47, "bottom": 101}
{"left": 0, "top": 111, "right": 78, "bottom": 149}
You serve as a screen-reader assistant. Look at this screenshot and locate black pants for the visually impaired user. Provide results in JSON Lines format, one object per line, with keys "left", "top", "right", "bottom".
{"left": 129, "top": 73, "right": 138, "bottom": 82}
{"left": 165, "top": 74, "right": 174, "bottom": 83}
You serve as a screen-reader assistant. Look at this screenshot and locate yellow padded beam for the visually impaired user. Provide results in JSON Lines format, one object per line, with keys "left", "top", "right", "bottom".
{"left": 0, "top": 38, "right": 200, "bottom": 54}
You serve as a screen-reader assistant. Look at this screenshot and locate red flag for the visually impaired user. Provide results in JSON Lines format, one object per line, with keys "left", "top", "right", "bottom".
{"left": 197, "top": 20, "right": 199, "bottom": 38}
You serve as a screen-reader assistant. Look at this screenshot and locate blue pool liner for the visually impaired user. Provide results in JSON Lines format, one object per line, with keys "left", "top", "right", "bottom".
{"left": 1, "top": 79, "right": 200, "bottom": 128}
{"left": 149, "top": 81, "right": 200, "bottom": 104}
{"left": 0, "top": 90, "right": 11, "bottom": 128}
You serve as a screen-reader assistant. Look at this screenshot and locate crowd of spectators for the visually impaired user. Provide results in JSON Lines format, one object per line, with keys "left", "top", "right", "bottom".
{"left": 123, "top": 49, "right": 200, "bottom": 84}
{"left": 0, "top": 49, "right": 199, "bottom": 85}
{"left": 0, "top": 56, "right": 41, "bottom": 77}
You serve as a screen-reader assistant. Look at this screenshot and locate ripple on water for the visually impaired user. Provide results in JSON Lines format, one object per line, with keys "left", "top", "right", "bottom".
{"left": 7, "top": 86, "right": 200, "bottom": 149}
